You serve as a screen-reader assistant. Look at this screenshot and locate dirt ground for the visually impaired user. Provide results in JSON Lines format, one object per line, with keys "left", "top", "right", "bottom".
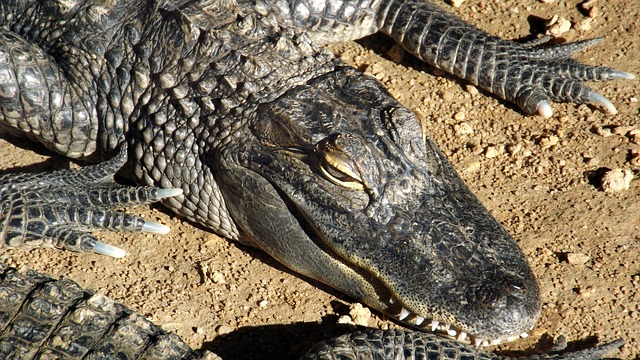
{"left": 1, "top": 0, "right": 638, "bottom": 359}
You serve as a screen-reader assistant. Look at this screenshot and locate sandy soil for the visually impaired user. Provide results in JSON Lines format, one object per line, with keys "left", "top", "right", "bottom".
{"left": 1, "top": 0, "right": 638, "bottom": 359}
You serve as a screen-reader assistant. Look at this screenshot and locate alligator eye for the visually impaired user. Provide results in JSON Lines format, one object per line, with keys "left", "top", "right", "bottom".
{"left": 319, "top": 152, "right": 364, "bottom": 190}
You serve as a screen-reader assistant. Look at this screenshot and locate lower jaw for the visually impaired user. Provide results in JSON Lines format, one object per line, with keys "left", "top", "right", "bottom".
{"left": 388, "top": 299, "right": 533, "bottom": 347}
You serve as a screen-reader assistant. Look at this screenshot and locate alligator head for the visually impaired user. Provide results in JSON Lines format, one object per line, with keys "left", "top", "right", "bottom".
{"left": 214, "top": 66, "right": 541, "bottom": 345}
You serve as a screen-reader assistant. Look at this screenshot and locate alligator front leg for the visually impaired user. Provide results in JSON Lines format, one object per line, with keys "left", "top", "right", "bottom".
{"left": 0, "top": 146, "right": 182, "bottom": 257}
{"left": 375, "top": 0, "right": 634, "bottom": 117}
{"left": 254, "top": 0, "right": 634, "bottom": 117}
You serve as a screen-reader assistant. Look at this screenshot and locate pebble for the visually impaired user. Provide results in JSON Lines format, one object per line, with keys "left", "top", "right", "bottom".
{"left": 349, "top": 303, "right": 372, "bottom": 327}
{"left": 216, "top": 325, "right": 232, "bottom": 335}
{"left": 465, "top": 85, "right": 479, "bottom": 95}
{"left": 387, "top": 44, "right": 406, "bottom": 63}
{"left": 594, "top": 126, "right": 613, "bottom": 137}
{"left": 629, "top": 129, "right": 640, "bottom": 145}
{"left": 546, "top": 15, "right": 572, "bottom": 36}
{"left": 485, "top": 146, "right": 500, "bottom": 158}
{"left": 574, "top": 18, "right": 594, "bottom": 31}
{"left": 337, "top": 315, "right": 356, "bottom": 326}
{"left": 566, "top": 252, "right": 591, "bottom": 265}
{"left": 454, "top": 122, "right": 473, "bottom": 135}
{"left": 581, "top": 0, "right": 600, "bottom": 18}
{"left": 540, "top": 135, "right": 559, "bottom": 149}
{"left": 601, "top": 168, "right": 633, "bottom": 192}
{"left": 630, "top": 149, "right": 640, "bottom": 167}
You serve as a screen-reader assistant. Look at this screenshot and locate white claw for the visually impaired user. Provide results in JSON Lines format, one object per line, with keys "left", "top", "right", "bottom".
{"left": 398, "top": 308, "right": 410, "bottom": 320}
{"left": 156, "top": 188, "right": 184, "bottom": 198}
{"left": 142, "top": 222, "right": 171, "bottom": 234}
{"left": 613, "top": 71, "right": 636, "bottom": 80}
{"left": 588, "top": 92, "right": 618, "bottom": 114}
{"left": 430, "top": 321, "right": 439, "bottom": 332}
{"left": 415, "top": 316, "right": 425, "bottom": 326}
{"left": 536, "top": 100, "right": 553, "bottom": 118}
{"left": 93, "top": 241, "right": 127, "bottom": 258}
{"left": 457, "top": 332, "right": 467, "bottom": 341}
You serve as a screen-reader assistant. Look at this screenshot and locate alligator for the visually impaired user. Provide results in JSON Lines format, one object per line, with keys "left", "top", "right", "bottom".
{"left": 0, "top": 0, "right": 633, "bottom": 358}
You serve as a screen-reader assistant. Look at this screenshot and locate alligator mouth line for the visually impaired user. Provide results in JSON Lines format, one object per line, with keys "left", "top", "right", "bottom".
{"left": 273, "top": 176, "right": 532, "bottom": 348}
{"left": 384, "top": 295, "right": 533, "bottom": 347}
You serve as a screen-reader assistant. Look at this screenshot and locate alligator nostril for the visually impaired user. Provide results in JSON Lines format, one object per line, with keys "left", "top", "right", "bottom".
{"left": 471, "top": 278, "right": 528, "bottom": 307}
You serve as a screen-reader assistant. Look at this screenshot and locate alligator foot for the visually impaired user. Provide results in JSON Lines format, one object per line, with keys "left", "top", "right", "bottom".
{"left": 0, "top": 146, "right": 182, "bottom": 257}
{"left": 375, "top": 0, "right": 636, "bottom": 117}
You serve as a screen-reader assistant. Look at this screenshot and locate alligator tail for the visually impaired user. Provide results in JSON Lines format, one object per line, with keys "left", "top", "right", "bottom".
{"left": 0, "top": 262, "right": 216, "bottom": 360}
{"left": 300, "top": 329, "right": 623, "bottom": 360}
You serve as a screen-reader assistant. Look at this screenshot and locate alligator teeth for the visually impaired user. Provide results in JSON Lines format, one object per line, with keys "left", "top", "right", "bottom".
{"left": 474, "top": 338, "right": 484, "bottom": 347}
{"left": 398, "top": 308, "right": 410, "bottom": 320}
{"left": 507, "top": 336, "right": 519, "bottom": 342}
{"left": 430, "top": 321, "right": 439, "bottom": 332}
{"left": 482, "top": 340, "right": 490, "bottom": 346}
{"left": 447, "top": 329, "right": 457, "bottom": 337}
{"left": 491, "top": 339, "right": 502, "bottom": 346}
{"left": 520, "top": 332, "right": 529, "bottom": 338}
{"left": 414, "top": 316, "right": 425, "bottom": 326}
{"left": 457, "top": 332, "right": 467, "bottom": 341}
{"left": 440, "top": 324, "right": 450, "bottom": 332}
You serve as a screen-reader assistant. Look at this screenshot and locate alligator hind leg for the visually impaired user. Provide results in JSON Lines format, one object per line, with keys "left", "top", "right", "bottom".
{"left": 0, "top": 146, "right": 182, "bottom": 257}
{"left": 256, "top": 0, "right": 634, "bottom": 116}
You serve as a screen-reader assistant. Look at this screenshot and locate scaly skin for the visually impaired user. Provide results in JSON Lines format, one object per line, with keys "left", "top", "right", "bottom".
{"left": 0, "top": 262, "right": 623, "bottom": 360}
{"left": 0, "top": 0, "right": 632, "bottom": 355}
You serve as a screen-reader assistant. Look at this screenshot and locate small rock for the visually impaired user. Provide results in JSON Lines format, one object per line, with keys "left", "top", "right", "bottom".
{"left": 485, "top": 146, "right": 500, "bottom": 158}
{"left": 630, "top": 150, "right": 640, "bottom": 167}
{"left": 216, "top": 325, "right": 232, "bottom": 335}
{"left": 258, "top": 300, "right": 269, "bottom": 308}
{"left": 454, "top": 122, "right": 473, "bottom": 135}
{"left": 349, "top": 303, "right": 372, "bottom": 327}
{"left": 337, "top": 315, "right": 355, "bottom": 326}
{"left": 211, "top": 271, "right": 226, "bottom": 284}
{"left": 546, "top": 15, "right": 572, "bottom": 36}
{"left": 581, "top": 0, "right": 600, "bottom": 18}
{"left": 540, "top": 135, "right": 559, "bottom": 149}
{"left": 540, "top": 0, "right": 556, "bottom": 3}
{"left": 387, "top": 44, "right": 406, "bottom": 63}
{"left": 574, "top": 18, "right": 594, "bottom": 31}
{"left": 465, "top": 85, "right": 479, "bottom": 95}
{"left": 613, "top": 125, "right": 635, "bottom": 136}
{"left": 601, "top": 168, "right": 633, "bottom": 192}
{"left": 463, "top": 161, "right": 481, "bottom": 173}
{"left": 629, "top": 129, "right": 640, "bottom": 145}
{"left": 566, "top": 252, "right": 591, "bottom": 265}
{"left": 594, "top": 126, "right": 613, "bottom": 137}
{"left": 453, "top": 111, "right": 466, "bottom": 122}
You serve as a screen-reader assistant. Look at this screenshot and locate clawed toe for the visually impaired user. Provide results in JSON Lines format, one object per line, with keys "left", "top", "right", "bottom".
{"left": 587, "top": 91, "right": 618, "bottom": 114}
